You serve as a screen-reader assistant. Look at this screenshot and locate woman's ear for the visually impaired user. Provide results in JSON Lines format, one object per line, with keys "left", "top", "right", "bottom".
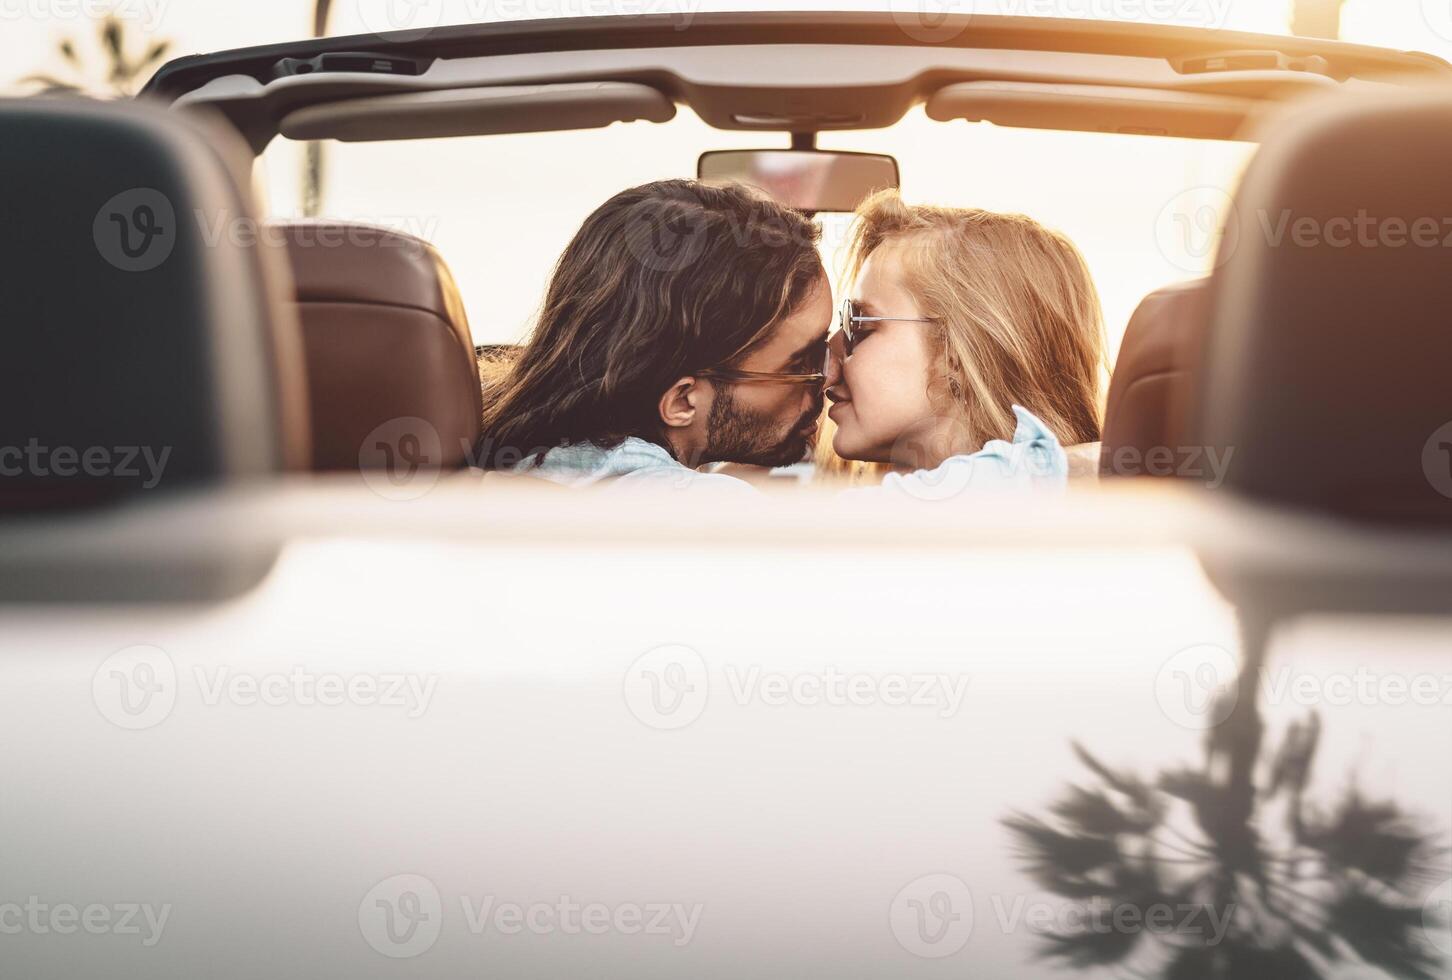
{"left": 658, "top": 377, "right": 700, "bottom": 430}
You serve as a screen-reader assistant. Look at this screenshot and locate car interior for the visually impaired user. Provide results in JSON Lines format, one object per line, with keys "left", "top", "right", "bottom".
{"left": 2, "top": 10, "right": 1450, "bottom": 979}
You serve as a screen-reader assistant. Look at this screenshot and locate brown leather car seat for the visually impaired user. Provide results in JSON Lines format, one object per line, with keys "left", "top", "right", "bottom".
{"left": 278, "top": 223, "right": 483, "bottom": 472}
{"left": 1100, "top": 279, "right": 1210, "bottom": 479}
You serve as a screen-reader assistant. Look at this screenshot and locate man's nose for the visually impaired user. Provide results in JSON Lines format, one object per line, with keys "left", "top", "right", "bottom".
{"left": 824, "top": 330, "right": 846, "bottom": 389}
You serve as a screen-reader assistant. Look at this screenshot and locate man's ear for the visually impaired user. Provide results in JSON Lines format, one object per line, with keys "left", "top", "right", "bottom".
{"left": 659, "top": 376, "right": 702, "bottom": 430}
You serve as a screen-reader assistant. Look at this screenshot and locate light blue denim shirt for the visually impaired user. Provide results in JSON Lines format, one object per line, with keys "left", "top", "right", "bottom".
{"left": 510, "top": 406, "right": 1066, "bottom": 499}
{"left": 509, "top": 438, "right": 754, "bottom": 495}
{"left": 845, "top": 405, "right": 1069, "bottom": 502}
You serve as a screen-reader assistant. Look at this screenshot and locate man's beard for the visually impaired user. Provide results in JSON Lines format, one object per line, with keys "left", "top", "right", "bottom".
{"left": 703, "top": 386, "right": 821, "bottom": 468}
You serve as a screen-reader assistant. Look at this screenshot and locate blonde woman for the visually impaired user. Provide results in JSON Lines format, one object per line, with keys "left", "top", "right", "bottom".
{"left": 823, "top": 191, "right": 1106, "bottom": 496}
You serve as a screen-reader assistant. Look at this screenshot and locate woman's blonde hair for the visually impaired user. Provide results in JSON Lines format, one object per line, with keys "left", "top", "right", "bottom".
{"left": 843, "top": 190, "right": 1107, "bottom": 452}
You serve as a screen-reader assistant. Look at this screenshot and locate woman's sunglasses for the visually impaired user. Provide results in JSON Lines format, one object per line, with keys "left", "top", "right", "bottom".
{"left": 839, "top": 298, "right": 937, "bottom": 356}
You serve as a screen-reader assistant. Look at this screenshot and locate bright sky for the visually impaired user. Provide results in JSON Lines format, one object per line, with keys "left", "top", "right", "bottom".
{"left": 5, "top": 1, "right": 1450, "bottom": 348}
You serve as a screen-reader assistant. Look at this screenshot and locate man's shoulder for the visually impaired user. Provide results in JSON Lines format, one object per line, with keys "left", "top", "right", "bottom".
{"left": 515, "top": 438, "right": 756, "bottom": 494}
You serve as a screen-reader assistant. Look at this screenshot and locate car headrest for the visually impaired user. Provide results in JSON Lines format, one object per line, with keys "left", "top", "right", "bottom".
{"left": 278, "top": 222, "right": 483, "bottom": 472}
{"left": 1101, "top": 279, "right": 1209, "bottom": 479}
{"left": 1195, "top": 90, "right": 1452, "bottom": 524}
{"left": 0, "top": 98, "right": 309, "bottom": 513}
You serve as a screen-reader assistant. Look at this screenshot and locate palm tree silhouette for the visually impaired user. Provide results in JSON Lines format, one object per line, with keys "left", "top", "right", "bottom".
{"left": 20, "top": 16, "right": 170, "bottom": 98}
{"left": 1005, "top": 634, "right": 1448, "bottom": 978}
{"left": 303, "top": 0, "right": 335, "bottom": 217}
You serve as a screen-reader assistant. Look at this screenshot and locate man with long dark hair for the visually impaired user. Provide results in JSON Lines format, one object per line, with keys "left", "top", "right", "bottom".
{"left": 477, "top": 180, "right": 831, "bottom": 489}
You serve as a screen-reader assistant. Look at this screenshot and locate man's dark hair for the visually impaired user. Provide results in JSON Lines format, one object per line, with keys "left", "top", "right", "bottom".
{"left": 477, "top": 179, "right": 822, "bottom": 467}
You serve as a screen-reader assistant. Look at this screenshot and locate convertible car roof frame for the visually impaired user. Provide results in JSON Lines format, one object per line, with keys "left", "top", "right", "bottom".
{"left": 142, "top": 11, "right": 1450, "bottom": 103}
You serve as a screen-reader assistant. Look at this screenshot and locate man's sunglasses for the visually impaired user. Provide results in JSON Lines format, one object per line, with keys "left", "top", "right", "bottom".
{"left": 839, "top": 298, "right": 936, "bottom": 356}
{"left": 697, "top": 365, "right": 826, "bottom": 386}
{"left": 697, "top": 336, "right": 831, "bottom": 387}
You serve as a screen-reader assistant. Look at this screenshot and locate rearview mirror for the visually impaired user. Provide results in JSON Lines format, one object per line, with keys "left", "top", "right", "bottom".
{"left": 698, "top": 150, "right": 899, "bottom": 213}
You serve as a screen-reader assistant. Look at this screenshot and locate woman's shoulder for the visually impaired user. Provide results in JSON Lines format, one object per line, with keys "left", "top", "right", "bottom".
{"left": 871, "top": 406, "right": 1068, "bottom": 502}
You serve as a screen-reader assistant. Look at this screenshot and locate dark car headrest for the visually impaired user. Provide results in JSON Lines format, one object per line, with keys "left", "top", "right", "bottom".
{"left": 278, "top": 222, "right": 483, "bottom": 472}
{"left": 1194, "top": 90, "right": 1452, "bottom": 524}
{"left": 0, "top": 98, "right": 309, "bottom": 513}
{"left": 1101, "top": 279, "right": 1210, "bottom": 479}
